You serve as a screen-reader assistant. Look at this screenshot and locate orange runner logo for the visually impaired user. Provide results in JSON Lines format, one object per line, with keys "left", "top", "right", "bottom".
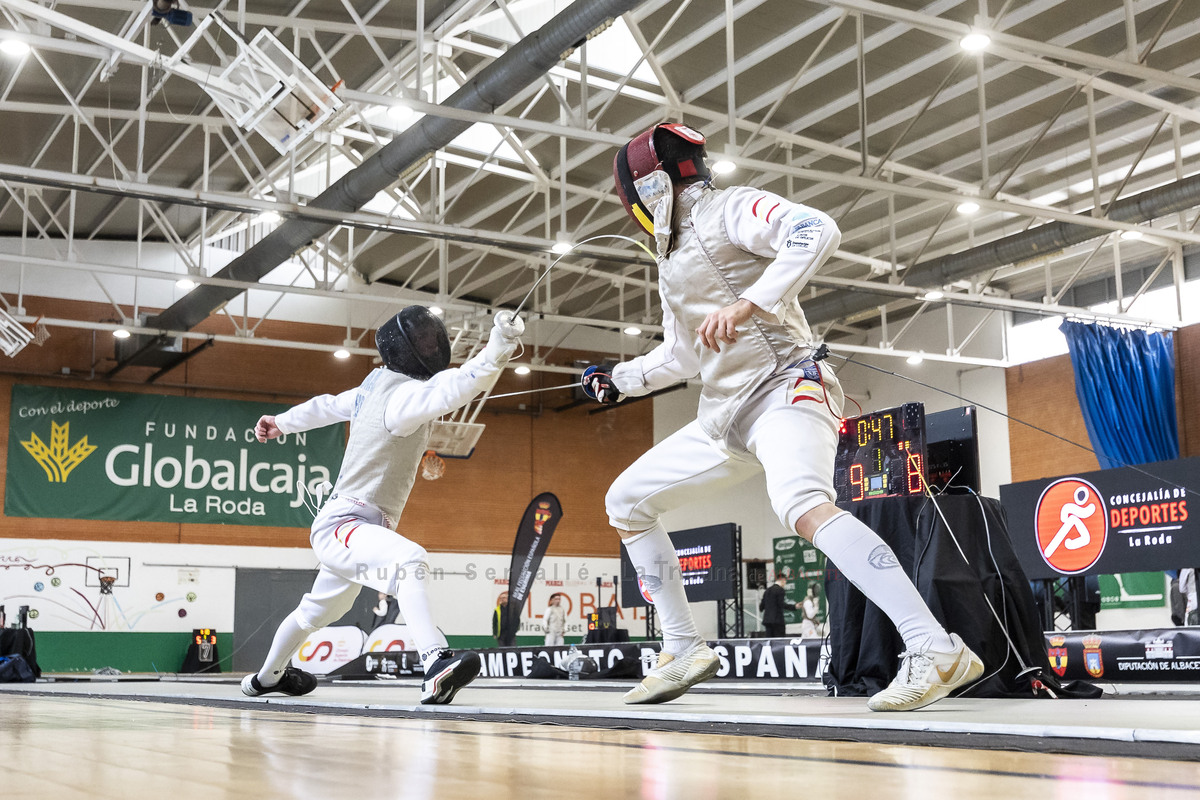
{"left": 1036, "top": 478, "right": 1107, "bottom": 574}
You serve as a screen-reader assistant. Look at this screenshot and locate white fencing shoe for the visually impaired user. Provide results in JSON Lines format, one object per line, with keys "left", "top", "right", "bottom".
{"left": 867, "top": 633, "right": 984, "bottom": 712}
{"left": 624, "top": 642, "right": 719, "bottom": 704}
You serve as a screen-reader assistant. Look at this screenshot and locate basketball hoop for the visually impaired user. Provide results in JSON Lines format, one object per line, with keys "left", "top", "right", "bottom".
{"left": 420, "top": 450, "right": 445, "bottom": 481}
{"left": 99, "top": 576, "right": 116, "bottom": 595}
{"left": 0, "top": 307, "right": 34, "bottom": 357}
{"left": 32, "top": 317, "right": 50, "bottom": 346}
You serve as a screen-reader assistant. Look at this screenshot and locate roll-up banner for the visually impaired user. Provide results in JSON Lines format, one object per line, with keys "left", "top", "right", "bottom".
{"left": 505, "top": 493, "right": 563, "bottom": 635}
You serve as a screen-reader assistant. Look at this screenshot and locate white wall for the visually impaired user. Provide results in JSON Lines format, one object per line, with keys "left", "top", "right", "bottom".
{"left": 0, "top": 538, "right": 624, "bottom": 639}
{"left": 0, "top": 537, "right": 317, "bottom": 633}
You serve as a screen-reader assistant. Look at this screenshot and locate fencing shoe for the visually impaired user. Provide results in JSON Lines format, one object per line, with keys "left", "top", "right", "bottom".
{"left": 867, "top": 633, "right": 984, "bottom": 712}
{"left": 624, "top": 642, "right": 719, "bottom": 704}
{"left": 241, "top": 666, "right": 318, "bottom": 697}
{"left": 420, "top": 650, "right": 481, "bottom": 705}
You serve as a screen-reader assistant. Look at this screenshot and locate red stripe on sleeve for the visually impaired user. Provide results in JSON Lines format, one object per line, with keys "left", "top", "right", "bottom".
{"left": 751, "top": 196, "right": 764, "bottom": 218}
{"left": 766, "top": 202, "right": 781, "bottom": 223}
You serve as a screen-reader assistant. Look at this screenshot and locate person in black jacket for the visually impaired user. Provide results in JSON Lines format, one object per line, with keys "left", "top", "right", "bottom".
{"left": 760, "top": 573, "right": 800, "bottom": 638}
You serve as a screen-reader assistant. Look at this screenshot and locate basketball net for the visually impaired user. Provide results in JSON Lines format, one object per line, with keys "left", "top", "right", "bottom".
{"left": 32, "top": 317, "right": 50, "bottom": 346}
{"left": 420, "top": 450, "right": 445, "bottom": 481}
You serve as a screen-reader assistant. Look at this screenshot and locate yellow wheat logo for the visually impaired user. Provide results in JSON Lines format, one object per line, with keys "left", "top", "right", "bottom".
{"left": 21, "top": 421, "right": 97, "bottom": 483}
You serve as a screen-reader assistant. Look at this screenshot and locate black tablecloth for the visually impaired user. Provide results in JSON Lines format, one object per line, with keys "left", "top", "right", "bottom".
{"left": 0, "top": 628, "right": 40, "bottom": 678}
{"left": 823, "top": 494, "right": 1061, "bottom": 698}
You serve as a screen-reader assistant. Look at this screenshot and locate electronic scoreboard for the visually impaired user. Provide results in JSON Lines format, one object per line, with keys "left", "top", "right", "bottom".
{"left": 833, "top": 402, "right": 927, "bottom": 503}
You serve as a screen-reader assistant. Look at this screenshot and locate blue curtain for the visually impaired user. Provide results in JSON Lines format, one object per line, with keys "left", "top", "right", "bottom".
{"left": 1059, "top": 320, "right": 1178, "bottom": 469}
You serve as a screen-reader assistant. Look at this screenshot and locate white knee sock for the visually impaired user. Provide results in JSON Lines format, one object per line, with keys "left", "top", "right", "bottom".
{"left": 812, "top": 512, "right": 954, "bottom": 652}
{"left": 257, "top": 610, "right": 313, "bottom": 685}
{"left": 622, "top": 522, "right": 702, "bottom": 657}
{"left": 389, "top": 561, "right": 449, "bottom": 667}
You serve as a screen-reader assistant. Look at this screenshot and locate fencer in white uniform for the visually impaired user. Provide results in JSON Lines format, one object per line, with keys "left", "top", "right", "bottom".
{"left": 242, "top": 307, "right": 524, "bottom": 705}
{"left": 587, "top": 123, "right": 983, "bottom": 710}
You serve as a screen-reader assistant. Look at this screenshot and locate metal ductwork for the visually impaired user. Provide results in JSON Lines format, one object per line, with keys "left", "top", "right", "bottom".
{"left": 803, "top": 172, "right": 1200, "bottom": 327}
{"left": 114, "top": 0, "right": 646, "bottom": 375}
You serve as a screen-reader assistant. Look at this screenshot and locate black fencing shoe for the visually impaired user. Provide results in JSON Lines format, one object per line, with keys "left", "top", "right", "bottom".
{"left": 241, "top": 667, "right": 318, "bottom": 697}
{"left": 420, "top": 650, "right": 481, "bottom": 705}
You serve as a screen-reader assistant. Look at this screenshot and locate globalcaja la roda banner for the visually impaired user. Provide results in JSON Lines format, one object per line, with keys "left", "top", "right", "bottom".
{"left": 5, "top": 384, "right": 344, "bottom": 527}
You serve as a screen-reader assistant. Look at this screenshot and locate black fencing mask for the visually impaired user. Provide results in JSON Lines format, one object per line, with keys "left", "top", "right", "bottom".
{"left": 375, "top": 306, "right": 451, "bottom": 380}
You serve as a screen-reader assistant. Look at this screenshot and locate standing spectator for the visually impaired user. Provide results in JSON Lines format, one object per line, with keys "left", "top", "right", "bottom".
{"left": 800, "top": 583, "right": 822, "bottom": 639}
{"left": 1168, "top": 570, "right": 1185, "bottom": 626}
{"left": 492, "top": 591, "right": 517, "bottom": 647}
{"left": 760, "top": 573, "right": 798, "bottom": 638}
{"left": 370, "top": 592, "right": 399, "bottom": 630}
{"left": 1181, "top": 569, "right": 1198, "bottom": 626}
{"left": 544, "top": 593, "right": 567, "bottom": 646}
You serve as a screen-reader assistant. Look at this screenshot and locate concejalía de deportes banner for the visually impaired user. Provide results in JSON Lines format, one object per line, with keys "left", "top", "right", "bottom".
{"left": 6, "top": 384, "right": 344, "bottom": 527}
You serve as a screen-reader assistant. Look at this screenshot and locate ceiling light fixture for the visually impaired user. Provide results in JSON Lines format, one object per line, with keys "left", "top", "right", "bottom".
{"left": 552, "top": 231, "right": 574, "bottom": 255}
{"left": 623, "top": 326, "right": 641, "bottom": 336}
{"left": 176, "top": 277, "right": 197, "bottom": 290}
{"left": 710, "top": 144, "right": 738, "bottom": 175}
{"left": 959, "top": 32, "right": 991, "bottom": 52}
{"left": 0, "top": 39, "right": 30, "bottom": 58}
{"left": 1120, "top": 230, "right": 1144, "bottom": 241}
{"left": 922, "top": 290, "right": 945, "bottom": 302}
{"left": 956, "top": 200, "right": 980, "bottom": 215}
{"left": 333, "top": 348, "right": 351, "bottom": 359}
{"left": 387, "top": 102, "right": 413, "bottom": 120}
{"left": 711, "top": 152, "right": 736, "bottom": 176}
{"left": 906, "top": 353, "right": 924, "bottom": 366}
{"left": 429, "top": 305, "right": 444, "bottom": 316}
{"left": 514, "top": 365, "right": 531, "bottom": 375}
{"left": 254, "top": 210, "right": 281, "bottom": 226}
{"left": 112, "top": 328, "right": 131, "bottom": 339}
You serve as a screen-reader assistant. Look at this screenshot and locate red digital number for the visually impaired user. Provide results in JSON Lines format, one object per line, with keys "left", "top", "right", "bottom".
{"left": 901, "top": 443, "right": 924, "bottom": 494}
{"left": 850, "top": 463, "right": 865, "bottom": 502}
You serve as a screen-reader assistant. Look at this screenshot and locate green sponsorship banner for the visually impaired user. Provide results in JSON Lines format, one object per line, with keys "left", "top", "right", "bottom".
{"left": 6, "top": 384, "right": 344, "bottom": 527}
{"left": 772, "top": 535, "right": 827, "bottom": 627}
{"left": 1098, "top": 571, "right": 1167, "bottom": 610}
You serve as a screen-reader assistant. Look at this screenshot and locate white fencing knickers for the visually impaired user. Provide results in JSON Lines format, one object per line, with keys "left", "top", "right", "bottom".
{"left": 606, "top": 361, "right": 845, "bottom": 534}
{"left": 296, "top": 494, "right": 447, "bottom": 655}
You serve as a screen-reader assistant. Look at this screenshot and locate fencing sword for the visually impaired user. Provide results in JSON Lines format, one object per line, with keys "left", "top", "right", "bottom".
{"left": 487, "top": 382, "right": 580, "bottom": 400}
{"left": 495, "top": 233, "right": 653, "bottom": 396}
{"left": 509, "top": 233, "right": 655, "bottom": 320}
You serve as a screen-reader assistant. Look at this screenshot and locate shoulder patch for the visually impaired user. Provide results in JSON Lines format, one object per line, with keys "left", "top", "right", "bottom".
{"left": 785, "top": 213, "right": 825, "bottom": 253}
{"left": 749, "top": 194, "right": 782, "bottom": 224}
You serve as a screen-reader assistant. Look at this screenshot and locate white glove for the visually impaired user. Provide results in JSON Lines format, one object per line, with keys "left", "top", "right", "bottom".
{"left": 494, "top": 310, "right": 525, "bottom": 343}
{"left": 484, "top": 329, "right": 517, "bottom": 365}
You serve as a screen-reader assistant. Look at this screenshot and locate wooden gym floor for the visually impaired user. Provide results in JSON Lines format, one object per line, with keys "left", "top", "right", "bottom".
{"left": 3, "top": 677, "right": 1199, "bottom": 799}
